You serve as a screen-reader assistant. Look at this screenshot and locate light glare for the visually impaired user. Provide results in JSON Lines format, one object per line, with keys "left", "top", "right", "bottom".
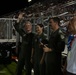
{"left": 28, "top": 0, "right": 32, "bottom": 2}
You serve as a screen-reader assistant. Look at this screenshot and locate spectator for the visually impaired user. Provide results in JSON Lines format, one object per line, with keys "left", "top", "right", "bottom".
{"left": 66, "top": 17, "right": 76, "bottom": 75}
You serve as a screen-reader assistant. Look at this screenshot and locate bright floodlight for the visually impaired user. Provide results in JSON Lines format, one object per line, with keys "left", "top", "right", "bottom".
{"left": 28, "top": 0, "right": 32, "bottom": 2}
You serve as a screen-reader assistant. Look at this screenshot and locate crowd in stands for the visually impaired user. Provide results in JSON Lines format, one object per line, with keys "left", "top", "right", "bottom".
{"left": 0, "top": 0, "right": 76, "bottom": 37}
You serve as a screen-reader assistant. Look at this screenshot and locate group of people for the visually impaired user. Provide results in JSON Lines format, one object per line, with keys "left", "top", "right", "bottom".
{"left": 14, "top": 12, "right": 76, "bottom": 75}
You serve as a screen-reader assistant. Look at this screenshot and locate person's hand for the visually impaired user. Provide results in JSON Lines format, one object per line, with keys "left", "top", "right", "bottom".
{"left": 43, "top": 45, "right": 52, "bottom": 52}
{"left": 62, "top": 65, "right": 67, "bottom": 75}
{"left": 18, "top": 13, "right": 25, "bottom": 19}
{"left": 17, "top": 12, "right": 25, "bottom": 23}
{"left": 30, "top": 57, "right": 33, "bottom": 64}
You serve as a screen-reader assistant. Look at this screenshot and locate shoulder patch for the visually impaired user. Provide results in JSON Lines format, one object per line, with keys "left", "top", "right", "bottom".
{"left": 60, "top": 34, "right": 65, "bottom": 39}
{"left": 59, "top": 29, "right": 63, "bottom": 34}
{"left": 59, "top": 29, "right": 65, "bottom": 40}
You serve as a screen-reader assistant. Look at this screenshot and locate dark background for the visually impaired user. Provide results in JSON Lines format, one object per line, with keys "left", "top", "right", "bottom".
{"left": 0, "top": 0, "right": 65, "bottom": 17}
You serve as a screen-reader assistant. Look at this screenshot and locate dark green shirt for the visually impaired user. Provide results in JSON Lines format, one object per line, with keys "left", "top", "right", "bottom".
{"left": 14, "top": 22, "right": 34, "bottom": 58}
{"left": 46, "top": 28, "right": 65, "bottom": 65}
{"left": 32, "top": 33, "right": 47, "bottom": 62}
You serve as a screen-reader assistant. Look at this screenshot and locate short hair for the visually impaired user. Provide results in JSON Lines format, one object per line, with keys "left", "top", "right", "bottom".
{"left": 25, "top": 21, "right": 32, "bottom": 26}
{"left": 37, "top": 23, "right": 44, "bottom": 28}
{"left": 49, "top": 17, "right": 60, "bottom": 26}
{"left": 36, "top": 23, "right": 44, "bottom": 31}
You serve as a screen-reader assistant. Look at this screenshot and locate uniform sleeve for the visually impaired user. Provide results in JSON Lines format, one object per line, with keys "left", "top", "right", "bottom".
{"left": 41, "top": 34, "right": 48, "bottom": 45}
{"left": 14, "top": 20, "right": 26, "bottom": 37}
{"left": 32, "top": 34, "right": 36, "bottom": 48}
{"left": 54, "top": 30, "right": 65, "bottom": 53}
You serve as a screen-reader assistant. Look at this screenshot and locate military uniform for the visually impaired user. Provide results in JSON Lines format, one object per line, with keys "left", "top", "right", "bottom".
{"left": 45, "top": 28, "right": 65, "bottom": 75}
{"left": 32, "top": 33, "right": 47, "bottom": 75}
{"left": 14, "top": 21, "right": 34, "bottom": 75}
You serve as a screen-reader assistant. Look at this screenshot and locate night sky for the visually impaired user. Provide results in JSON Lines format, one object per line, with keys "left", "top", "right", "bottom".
{"left": 0, "top": 0, "right": 37, "bottom": 17}
{"left": 0, "top": 0, "right": 64, "bottom": 17}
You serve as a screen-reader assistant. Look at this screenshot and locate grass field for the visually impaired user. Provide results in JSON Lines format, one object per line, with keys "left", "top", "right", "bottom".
{"left": 0, "top": 61, "right": 26, "bottom": 75}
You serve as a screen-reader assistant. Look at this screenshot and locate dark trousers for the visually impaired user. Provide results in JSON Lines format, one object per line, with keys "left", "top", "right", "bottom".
{"left": 45, "top": 57, "right": 63, "bottom": 75}
{"left": 67, "top": 71, "right": 76, "bottom": 75}
{"left": 45, "top": 53, "right": 63, "bottom": 75}
{"left": 15, "top": 52, "right": 32, "bottom": 75}
{"left": 46, "top": 63, "right": 63, "bottom": 75}
{"left": 34, "top": 62, "right": 45, "bottom": 75}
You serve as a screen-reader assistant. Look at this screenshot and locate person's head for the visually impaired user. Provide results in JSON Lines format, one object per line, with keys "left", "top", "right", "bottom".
{"left": 67, "top": 18, "right": 76, "bottom": 35}
{"left": 36, "top": 24, "right": 44, "bottom": 35}
{"left": 24, "top": 21, "right": 32, "bottom": 33}
{"left": 49, "top": 17, "right": 60, "bottom": 31}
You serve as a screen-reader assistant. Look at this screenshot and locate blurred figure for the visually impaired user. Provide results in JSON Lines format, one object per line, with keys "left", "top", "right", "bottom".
{"left": 66, "top": 17, "right": 76, "bottom": 75}
{"left": 43, "top": 17, "right": 65, "bottom": 75}
{"left": 31, "top": 24, "right": 47, "bottom": 75}
{"left": 14, "top": 12, "right": 34, "bottom": 75}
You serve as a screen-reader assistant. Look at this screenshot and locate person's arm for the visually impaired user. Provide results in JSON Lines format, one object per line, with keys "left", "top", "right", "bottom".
{"left": 14, "top": 12, "right": 26, "bottom": 37}
{"left": 43, "top": 45, "right": 52, "bottom": 52}
{"left": 54, "top": 32, "right": 65, "bottom": 53}
{"left": 40, "top": 52, "right": 45, "bottom": 64}
{"left": 62, "top": 58, "right": 67, "bottom": 74}
{"left": 14, "top": 20, "right": 25, "bottom": 37}
{"left": 30, "top": 35, "right": 35, "bottom": 63}
{"left": 30, "top": 48, "right": 34, "bottom": 63}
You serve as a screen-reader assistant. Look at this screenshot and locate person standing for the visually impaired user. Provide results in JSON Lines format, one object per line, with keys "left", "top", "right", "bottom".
{"left": 14, "top": 12, "right": 34, "bottom": 75}
{"left": 43, "top": 17, "right": 65, "bottom": 75}
{"left": 66, "top": 17, "right": 76, "bottom": 75}
{"left": 31, "top": 24, "right": 47, "bottom": 75}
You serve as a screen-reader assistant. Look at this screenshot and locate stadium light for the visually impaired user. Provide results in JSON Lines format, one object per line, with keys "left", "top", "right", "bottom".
{"left": 28, "top": 0, "right": 32, "bottom": 2}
